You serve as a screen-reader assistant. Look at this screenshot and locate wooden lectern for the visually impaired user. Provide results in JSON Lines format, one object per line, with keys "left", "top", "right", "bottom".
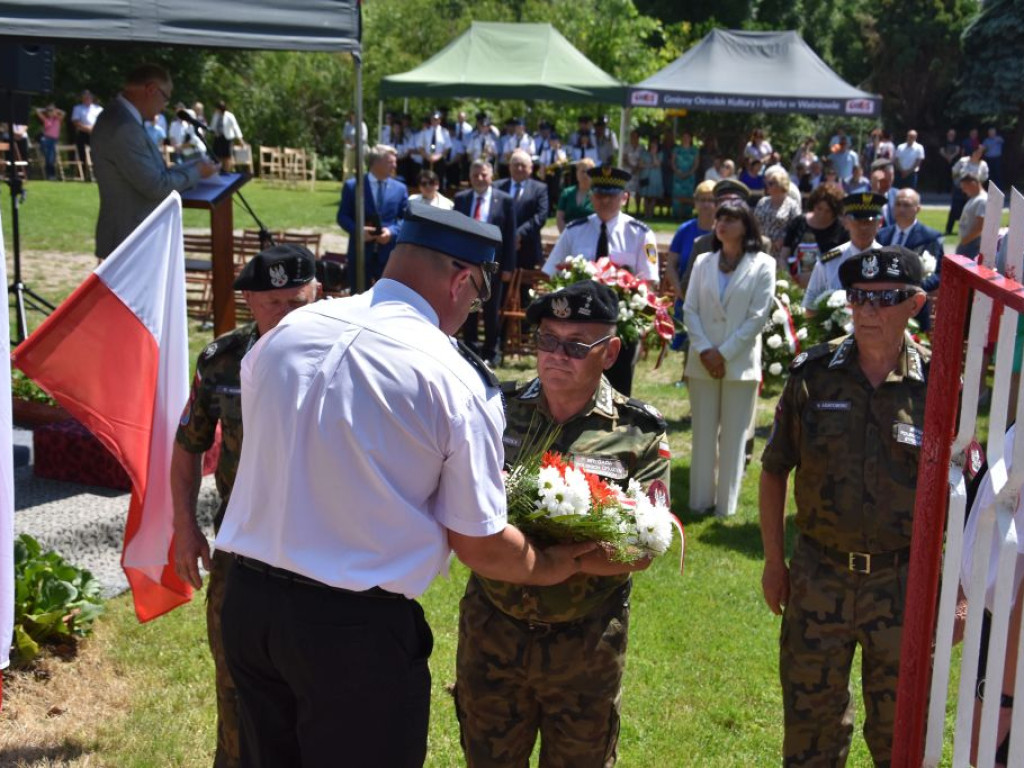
{"left": 181, "top": 172, "right": 248, "bottom": 336}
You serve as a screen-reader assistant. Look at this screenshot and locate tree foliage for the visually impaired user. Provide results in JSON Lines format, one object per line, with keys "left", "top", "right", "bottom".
{"left": 954, "top": 0, "right": 1024, "bottom": 121}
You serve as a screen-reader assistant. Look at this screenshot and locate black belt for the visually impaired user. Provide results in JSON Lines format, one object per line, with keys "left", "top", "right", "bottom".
{"left": 233, "top": 555, "right": 404, "bottom": 599}
{"left": 801, "top": 536, "right": 911, "bottom": 575}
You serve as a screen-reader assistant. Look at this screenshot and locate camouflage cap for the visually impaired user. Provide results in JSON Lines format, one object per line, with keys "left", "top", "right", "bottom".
{"left": 233, "top": 243, "right": 316, "bottom": 291}
{"left": 526, "top": 280, "right": 619, "bottom": 325}
{"left": 839, "top": 245, "right": 924, "bottom": 288}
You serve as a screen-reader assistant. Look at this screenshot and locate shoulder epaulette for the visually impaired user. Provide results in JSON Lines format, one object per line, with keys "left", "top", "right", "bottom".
{"left": 789, "top": 342, "right": 833, "bottom": 372}
{"left": 820, "top": 247, "right": 844, "bottom": 263}
{"left": 200, "top": 324, "right": 255, "bottom": 362}
{"left": 622, "top": 396, "right": 667, "bottom": 431}
{"left": 500, "top": 380, "right": 522, "bottom": 397}
{"left": 566, "top": 217, "right": 588, "bottom": 229}
{"left": 626, "top": 218, "right": 650, "bottom": 232}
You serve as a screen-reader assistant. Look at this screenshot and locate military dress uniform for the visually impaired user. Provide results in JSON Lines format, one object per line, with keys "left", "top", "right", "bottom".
{"left": 455, "top": 374, "right": 670, "bottom": 768}
{"left": 175, "top": 322, "right": 259, "bottom": 768}
{"left": 801, "top": 238, "right": 881, "bottom": 309}
{"left": 762, "top": 332, "right": 929, "bottom": 766}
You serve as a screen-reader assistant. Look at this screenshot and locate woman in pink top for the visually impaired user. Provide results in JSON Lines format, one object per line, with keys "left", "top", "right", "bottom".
{"left": 35, "top": 104, "right": 65, "bottom": 180}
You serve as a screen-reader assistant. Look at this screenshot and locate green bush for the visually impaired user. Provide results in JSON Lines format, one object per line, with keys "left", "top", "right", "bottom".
{"left": 12, "top": 533, "right": 105, "bottom": 665}
{"left": 11, "top": 369, "right": 58, "bottom": 407}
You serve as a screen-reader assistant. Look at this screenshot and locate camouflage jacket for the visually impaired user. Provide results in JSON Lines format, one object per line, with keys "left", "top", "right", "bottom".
{"left": 475, "top": 375, "right": 671, "bottom": 623}
{"left": 762, "top": 333, "right": 929, "bottom": 553}
{"left": 175, "top": 323, "right": 259, "bottom": 531}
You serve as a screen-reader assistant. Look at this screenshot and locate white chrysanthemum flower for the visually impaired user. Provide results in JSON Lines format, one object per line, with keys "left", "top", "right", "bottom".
{"left": 920, "top": 252, "right": 936, "bottom": 276}
{"left": 634, "top": 500, "right": 673, "bottom": 555}
{"left": 826, "top": 290, "right": 847, "bottom": 309}
{"left": 766, "top": 334, "right": 783, "bottom": 350}
{"left": 559, "top": 269, "right": 572, "bottom": 279}
{"left": 630, "top": 292, "right": 647, "bottom": 311}
{"left": 637, "top": 282, "right": 649, "bottom": 297}
{"left": 561, "top": 467, "right": 592, "bottom": 516}
{"left": 832, "top": 307, "right": 852, "bottom": 326}
{"left": 769, "top": 362, "right": 783, "bottom": 376}
{"left": 780, "top": 294, "right": 791, "bottom": 306}
{"left": 776, "top": 279, "right": 790, "bottom": 290}
{"left": 538, "top": 466, "right": 561, "bottom": 494}
{"left": 771, "top": 309, "right": 787, "bottom": 326}
{"left": 823, "top": 319, "right": 833, "bottom": 331}
{"left": 796, "top": 327, "right": 808, "bottom": 340}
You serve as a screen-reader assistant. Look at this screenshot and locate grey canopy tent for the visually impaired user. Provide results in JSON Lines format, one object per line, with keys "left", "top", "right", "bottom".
{"left": 628, "top": 29, "right": 880, "bottom": 118}
{"left": 378, "top": 21, "right": 629, "bottom": 163}
{"left": 0, "top": 0, "right": 376, "bottom": 293}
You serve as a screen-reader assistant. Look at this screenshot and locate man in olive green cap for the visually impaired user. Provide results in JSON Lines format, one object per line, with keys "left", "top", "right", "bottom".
{"left": 455, "top": 280, "right": 672, "bottom": 767}
{"left": 170, "top": 243, "right": 319, "bottom": 768}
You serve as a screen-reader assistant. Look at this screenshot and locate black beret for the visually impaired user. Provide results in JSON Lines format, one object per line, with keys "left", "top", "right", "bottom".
{"left": 233, "top": 243, "right": 316, "bottom": 291}
{"left": 526, "top": 281, "right": 619, "bottom": 326}
{"left": 839, "top": 245, "right": 924, "bottom": 289}
{"left": 842, "top": 192, "right": 887, "bottom": 219}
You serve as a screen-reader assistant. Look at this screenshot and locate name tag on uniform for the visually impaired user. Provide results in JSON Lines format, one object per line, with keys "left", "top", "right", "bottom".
{"left": 811, "top": 400, "right": 851, "bottom": 411}
{"left": 213, "top": 385, "right": 241, "bottom": 396}
{"left": 892, "top": 422, "right": 923, "bottom": 447}
{"left": 571, "top": 454, "right": 628, "bottom": 480}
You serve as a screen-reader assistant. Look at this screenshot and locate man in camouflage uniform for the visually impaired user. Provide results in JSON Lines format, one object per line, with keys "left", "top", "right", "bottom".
{"left": 170, "top": 244, "right": 318, "bottom": 768}
{"left": 759, "top": 245, "right": 930, "bottom": 766}
{"left": 455, "top": 280, "right": 672, "bottom": 767}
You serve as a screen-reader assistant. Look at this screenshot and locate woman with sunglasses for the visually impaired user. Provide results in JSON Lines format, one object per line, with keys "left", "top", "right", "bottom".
{"left": 409, "top": 169, "right": 453, "bottom": 210}
{"left": 683, "top": 201, "right": 775, "bottom": 517}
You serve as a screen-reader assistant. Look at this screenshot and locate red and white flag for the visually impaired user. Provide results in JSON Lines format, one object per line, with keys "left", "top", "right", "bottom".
{"left": 13, "top": 193, "right": 191, "bottom": 622}
{"left": 0, "top": 207, "right": 15, "bottom": 703}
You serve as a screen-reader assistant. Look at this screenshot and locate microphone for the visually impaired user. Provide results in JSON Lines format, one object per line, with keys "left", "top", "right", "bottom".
{"left": 177, "top": 109, "right": 209, "bottom": 132}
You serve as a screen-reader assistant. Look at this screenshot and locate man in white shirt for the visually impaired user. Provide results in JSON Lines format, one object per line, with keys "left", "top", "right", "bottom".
{"left": 803, "top": 192, "right": 885, "bottom": 312}
{"left": 217, "top": 202, "right": 592, "bottom": 768}
{"left": 895, "top": 129, "right": 926, "bottom": 190}
{"left": 71, "top": 89, "right": 103, "bottom": 179}
{"left": 418, "top": 110, "right": 451, "bottom": 179}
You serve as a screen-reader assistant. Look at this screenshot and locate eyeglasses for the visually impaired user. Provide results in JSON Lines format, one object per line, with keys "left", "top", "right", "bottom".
{"left": 847, "top": 288, "right": 918, "bottom": 307}
{"left": 452, "top": 259, "right": 498, "bottom": 311}
{"left": 155, "top": 84, "right": 172, "bottom": 103}
{"left": 535, "top": 332, "right": 613, "bottom": 359}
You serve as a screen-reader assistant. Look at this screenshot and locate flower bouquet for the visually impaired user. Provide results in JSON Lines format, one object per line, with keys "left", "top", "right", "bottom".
{"left": 547, "top": 255, "right": 674, "bottom": 347}
{"left": 804, "top": 288, "right": 853, "bottom": 347}
{"left": 761, "top": 278, "right": 807, "bottom": 380}
{"left": 504, "top": 448, "right": 683, "bottom": 568}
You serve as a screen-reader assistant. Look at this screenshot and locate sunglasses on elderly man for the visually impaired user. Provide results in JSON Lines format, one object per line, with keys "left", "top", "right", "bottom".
{"left": 452, "top": 259, "right": 499, "bottom": 312}
{"left": 534, "top": 332, "right": 613, "bottom": 359}
{"left": 846, "top": 288, "right": 917, "bottom": 308}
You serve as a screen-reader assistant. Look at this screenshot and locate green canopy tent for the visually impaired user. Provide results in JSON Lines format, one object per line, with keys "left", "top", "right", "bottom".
{"left": 378, "top": 21, "right": 628, "bottom": 158}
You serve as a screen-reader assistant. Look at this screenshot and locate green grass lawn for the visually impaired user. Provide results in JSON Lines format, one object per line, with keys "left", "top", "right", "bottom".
{"left": 61, "top": 355, "right": 963, "bottom": 767}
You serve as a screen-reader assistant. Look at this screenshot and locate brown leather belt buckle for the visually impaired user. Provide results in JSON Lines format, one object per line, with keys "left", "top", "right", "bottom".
{"left": 848, "top": 552, "right": 871, "bottom": 574}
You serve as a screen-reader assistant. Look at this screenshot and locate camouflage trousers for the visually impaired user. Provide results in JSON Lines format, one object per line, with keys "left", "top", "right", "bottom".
{"left": 207, "top": 549, "right": 240, "bottom": 768}
{"left": 454, "top": 577, "right": 630, "bottom": 768}
{"left": 780, "top": 536, "right": 908, "bottom": 767}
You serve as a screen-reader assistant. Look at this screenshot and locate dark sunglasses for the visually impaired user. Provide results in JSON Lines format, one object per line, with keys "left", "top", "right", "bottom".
{"left": 452, "top": 260, "right": 498, "bottom": 311}
{"left": 535, "top": 332, "right": 613, "bottom": 359}
{"left": 847, "top": 288, "right": 918, "bottom": 308}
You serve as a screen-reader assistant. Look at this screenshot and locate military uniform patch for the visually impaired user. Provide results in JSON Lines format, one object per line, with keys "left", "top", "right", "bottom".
{"left": 861, "top": 253, "right": 880, "bottom": 278}
{"left": 268, "top": 262, "right": 289, "bottom": 288}
{"left": 658, "top": 440, "right": 671, "bottom": 459}
{"left": 204, "top": 342, "right": 218, "bottom": 359}
{"left": 571, "top": 454, "right": 628, "bottom": 480}
{"left": 790, "top": 352, "right": 808, "bottom": 370}
{"left": 821, "top": 247, "right": 843, "bottom": 263}
{"left": 812, "top": 400, "right": 852, "bottom": 411}
{"left": 551, "top": 296, "right": 571, "bottom": 319}
{"left": 892, "top": 422, "right": 923, "bottom": 447}
{"left": 647, "top": 479, "right": 669, "bottom": 507}
{"left": 645, "top": 243, "right": 659, "bottom": 265}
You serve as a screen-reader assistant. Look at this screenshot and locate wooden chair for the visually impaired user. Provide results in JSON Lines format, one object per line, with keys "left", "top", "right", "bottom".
{"left": 500, "top": 268, "right": 550, "bottom": 357}
{"left": 182, "top": 233, "right": 214, "bottom": 323}
{"left": 282, "top": 147, "right": 317, "bottom": 191}
{"left": 320, "top": 251, "right": 349, "bottom": 298}
{"left": 258, "top": 145, "right": 282, "bottom": 179}
{"left": 278, "top": 230, "right": 322, "bottom": 257}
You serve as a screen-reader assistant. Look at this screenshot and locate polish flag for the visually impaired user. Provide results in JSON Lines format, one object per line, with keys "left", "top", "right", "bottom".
{"left": 13, "top": 193, "right": 191, "bottom": 622}
{"left": 0, "top": 207, "right": 15, "bottom": 705}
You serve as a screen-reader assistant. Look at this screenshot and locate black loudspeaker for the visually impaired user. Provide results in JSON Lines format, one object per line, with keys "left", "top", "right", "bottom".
{"left": 0, "top": 44, "right": 55, "bottom": 94}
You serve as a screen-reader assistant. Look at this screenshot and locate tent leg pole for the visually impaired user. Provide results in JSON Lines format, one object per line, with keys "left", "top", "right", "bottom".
{"left": 378, "top": 100, "right": 384, "bottom": 144}
{"left": 618, "top": 108, "right": 629, "bottom": 167}
{"left": 354, "top": 52, "right": 365, "bottom": 294}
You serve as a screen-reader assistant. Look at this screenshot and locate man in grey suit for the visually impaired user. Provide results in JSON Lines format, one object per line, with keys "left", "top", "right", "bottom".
{"left": 92, "top": 64, "right": 219, "bottom": 259}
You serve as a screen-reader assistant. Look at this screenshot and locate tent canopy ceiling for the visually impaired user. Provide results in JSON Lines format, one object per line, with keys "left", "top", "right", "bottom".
{"left": 379, "top": 22, "right": 626, "bottom": 104}
{"left": 0, "top": 0, "right": 360, "bottom": 52}
{"left": 629, "top": 29, "right": 879, "bottom": 118}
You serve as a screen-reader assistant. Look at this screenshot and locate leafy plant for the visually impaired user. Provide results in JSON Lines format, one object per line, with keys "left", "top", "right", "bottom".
{"left": 11, "top": 369, "right": 58, "bottom": 407}
{"left": 12, "top": 533, "right": 105, "bottom": 665}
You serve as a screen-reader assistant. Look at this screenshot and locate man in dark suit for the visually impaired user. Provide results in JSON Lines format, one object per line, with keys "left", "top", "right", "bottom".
{"left": 877, "top": 187, "right": 944, "bottom": 329}
{"left": 455, "top": 159, "right": 516, "bottom": 366}
{"left": 337, "top": 144, "right": 409, "bottom": 285}
{"left": 495, "top": 149, "right": 550, "bottom": 271}
{"left": 91, "top": 64, "right": 219, "bottom": 259}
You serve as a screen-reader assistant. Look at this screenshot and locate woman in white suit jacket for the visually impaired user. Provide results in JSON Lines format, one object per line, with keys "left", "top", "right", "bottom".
{"left": 683, "top": 201, "right": 775, "bottom": 517}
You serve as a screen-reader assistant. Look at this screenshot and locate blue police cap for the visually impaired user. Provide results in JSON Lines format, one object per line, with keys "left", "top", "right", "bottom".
{"left": 397, "top": 200, "right": 502, "bottom": 266}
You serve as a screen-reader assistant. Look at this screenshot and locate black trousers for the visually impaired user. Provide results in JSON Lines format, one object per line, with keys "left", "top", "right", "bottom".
{"left": 461, "top": 280, "right": 506, "bottom": 362}
{"left": 221, "top": 559, "right": 433, "bottom": 768}
{"left": 605, "top": 340, "right": 639, "bottom": 396}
